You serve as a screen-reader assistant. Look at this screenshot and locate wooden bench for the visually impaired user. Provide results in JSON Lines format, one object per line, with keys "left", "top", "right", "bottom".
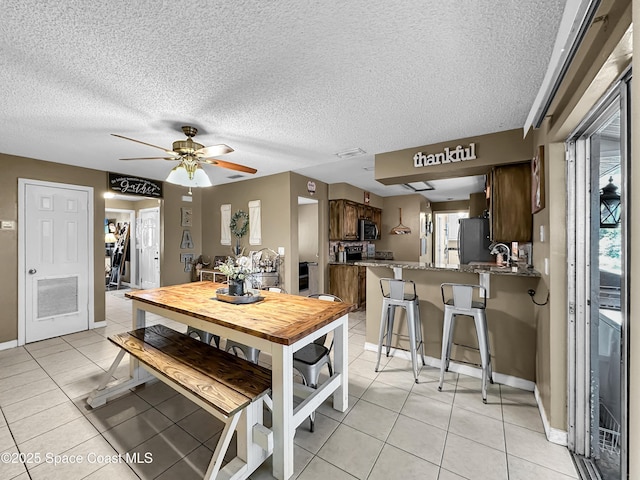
{"left": 91, "top": 324, "right": 272, "bottom": 480}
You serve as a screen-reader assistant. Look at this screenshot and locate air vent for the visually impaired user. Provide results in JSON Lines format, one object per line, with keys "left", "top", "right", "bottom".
{"left": 227, "top": 174, "right": 244, "bottom": 179}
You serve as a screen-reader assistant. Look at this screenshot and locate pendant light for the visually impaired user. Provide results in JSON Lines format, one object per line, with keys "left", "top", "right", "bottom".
{"left": 390, "top": 208, "right": 411, "bottom": 235}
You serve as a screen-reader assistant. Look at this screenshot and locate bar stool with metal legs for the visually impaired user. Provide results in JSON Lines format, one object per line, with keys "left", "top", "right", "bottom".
{"left": 375, "top": 278, "right": 425, "bottom": 383}
{"left": 438, "top": 283, "right": 493, "bottom": 403}
{"left": 186, "top": 327, "right": 220, "bottom": 348}
{"left": 224, "top": 287, "right": 286, "bottom": 364}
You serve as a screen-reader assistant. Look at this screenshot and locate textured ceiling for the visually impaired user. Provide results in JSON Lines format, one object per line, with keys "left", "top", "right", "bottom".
{"left": 0, "top": 1, "right": 567, "bottom": 200}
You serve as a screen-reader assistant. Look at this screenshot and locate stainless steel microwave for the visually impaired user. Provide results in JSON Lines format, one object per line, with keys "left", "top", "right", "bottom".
{"left": 359, "top": 219, "right": 379, "bottom": 241}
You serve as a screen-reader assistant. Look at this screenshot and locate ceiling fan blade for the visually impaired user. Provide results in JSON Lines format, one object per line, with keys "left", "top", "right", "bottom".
{"left": 195, "top": 144, "right": 234, "bottom": 157}
{"left": 111, "top": 134, "right": 180, "bottom": 157}
{"left": 203, "top": 158, "right": 257, "bottom": 174}
{"left": 119, "top": 156, "right": 177, "bottom": 161}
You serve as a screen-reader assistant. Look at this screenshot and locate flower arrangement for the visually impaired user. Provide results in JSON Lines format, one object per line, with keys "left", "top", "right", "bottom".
{"left": 217, "top": 255, "right": 253, "bottom": 281}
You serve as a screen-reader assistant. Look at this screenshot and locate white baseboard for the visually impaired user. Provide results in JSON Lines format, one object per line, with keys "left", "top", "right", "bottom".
{"left": 91, "top": 321, "right": 107, "bottom": 328}
{"left": 0, "top": 339, "right": 18, "bottom": 351}
{"left": 534, "top": 384, "right": 568, "bottom": 446}
{"left": 364, "top": 342, "right": 535, "bottom": 391}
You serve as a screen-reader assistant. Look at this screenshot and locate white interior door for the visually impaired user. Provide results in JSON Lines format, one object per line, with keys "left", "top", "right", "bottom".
{"left": 23, "top": 182, "right": 91, "bottom": 343}
{"left": 139, "top": 207, "right": 160, "bottom": 289}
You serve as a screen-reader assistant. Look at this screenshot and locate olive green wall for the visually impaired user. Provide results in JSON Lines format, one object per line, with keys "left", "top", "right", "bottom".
{"left": 0, "top": 153, "right": 203, "bottom": 344}
{"left": 377, "top": 194, "right": 423, "bottom": 261}
{"left": 201, "top": 172, "right": 329, "bottom": 294}
{"left": 0, "top": 154, "right": 106, "bottom": 343}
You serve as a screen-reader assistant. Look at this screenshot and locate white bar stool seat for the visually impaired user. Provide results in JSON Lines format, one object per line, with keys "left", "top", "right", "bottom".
{"left": 438, "top": 283, "right": 493, "bottom": 402}
{"left": 375, "top": 278, "right": 425, "bottom": 382}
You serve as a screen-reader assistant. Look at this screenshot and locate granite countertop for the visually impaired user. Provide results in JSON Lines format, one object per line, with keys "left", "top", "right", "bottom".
{"left": 328, "top": 261, "right": 361, "bottom": 266}
{"left": 355, "top": 259, "right": 541, "bottom": 277}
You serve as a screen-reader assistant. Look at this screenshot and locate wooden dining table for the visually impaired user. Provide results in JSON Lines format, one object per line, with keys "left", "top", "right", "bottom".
{"left": 88, "top": 282, "right": 353, "bottom": 480}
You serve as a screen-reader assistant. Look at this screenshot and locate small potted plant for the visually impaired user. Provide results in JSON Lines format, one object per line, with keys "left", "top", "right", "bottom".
{"left": 218, "top": 255, "right": 253, "bottom": 296}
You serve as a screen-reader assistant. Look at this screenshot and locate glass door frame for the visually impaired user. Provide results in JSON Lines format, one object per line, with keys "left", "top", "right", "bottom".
{"left": 566, "top": 71, "right": 630, "bottom": 478}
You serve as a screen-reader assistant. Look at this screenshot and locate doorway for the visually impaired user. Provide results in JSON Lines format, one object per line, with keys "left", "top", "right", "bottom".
{"left": 105, "top": 208, "right": 135, "bottom": 289}
{"left": 567, "top": 75, "right": 629, "bottom": 480}
{"left": 298, "top": 196, "right": 319, "bottom": 295}
{"left": 434, "top": 211, "right": 467, "bottom": 265}
{"left": 139, "top": 207, "right": 160, "bottom": 289}
{"left": 18, "top": 179, "right": 94, "bottom": 344}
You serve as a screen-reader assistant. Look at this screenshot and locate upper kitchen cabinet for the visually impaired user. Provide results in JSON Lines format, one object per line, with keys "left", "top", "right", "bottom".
{"left": 329, "top": 199, "right": 359, "bottom": 241}
{"left": 330, "top": 199, "right": 382, "bottom": 241}
{"left": 490, "top": 163, "right": 532, "bottom": 242}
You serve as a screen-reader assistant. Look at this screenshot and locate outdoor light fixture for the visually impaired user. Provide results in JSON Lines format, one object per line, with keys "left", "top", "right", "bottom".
{"left": 600, "top": 176, "right": 621, "bottom": 228}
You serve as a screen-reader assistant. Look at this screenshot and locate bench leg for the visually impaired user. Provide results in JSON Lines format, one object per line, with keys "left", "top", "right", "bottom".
{"left": 86, "top": 349, "right": 153, "bottom": 408}
{"left": 204, "top": 412, "right": 241, "bottom": 480}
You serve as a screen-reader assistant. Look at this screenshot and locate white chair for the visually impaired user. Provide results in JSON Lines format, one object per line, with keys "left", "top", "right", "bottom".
{"left": 438, "top": 283, "right": 493, "bottom": 403}
{"left": 375, "top": 278, "right": 425, "bottom": 383}
{"left": 294, "top": 293, "right": 342, "bottom": 432}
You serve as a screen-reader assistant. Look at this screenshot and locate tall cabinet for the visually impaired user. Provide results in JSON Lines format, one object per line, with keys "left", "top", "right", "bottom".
{"left": 489, "top": 162, "right": 533, "bottom": 242}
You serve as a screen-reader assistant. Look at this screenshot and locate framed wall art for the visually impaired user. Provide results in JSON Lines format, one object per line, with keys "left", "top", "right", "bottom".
{"left": 531, "top": 145, "right": 545, "bottom": 214}
{"left": 181, "top": 207, "right": 192, "bottom": 227}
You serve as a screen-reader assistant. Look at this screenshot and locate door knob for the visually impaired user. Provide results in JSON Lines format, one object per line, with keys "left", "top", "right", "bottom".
{"left": 28, "top": 268, "right": 37, "bottom": 274}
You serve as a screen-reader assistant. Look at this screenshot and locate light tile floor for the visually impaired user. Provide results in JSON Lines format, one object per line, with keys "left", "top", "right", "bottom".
{"left": 0, "top": 290, "right": 579, "bottom": 479}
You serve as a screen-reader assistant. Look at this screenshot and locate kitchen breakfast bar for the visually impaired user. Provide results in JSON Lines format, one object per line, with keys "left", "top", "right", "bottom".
{"left": 356, "top": 260, "right": 542, "bottom": 387}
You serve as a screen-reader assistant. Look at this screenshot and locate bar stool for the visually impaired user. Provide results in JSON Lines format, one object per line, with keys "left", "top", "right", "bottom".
{"left": 375, "top": 278, "right": 425, "bottom": 383}
{"left": 186, "top": 327, "right": 220, "bottom": 348}
{"left": 438, "top": 283, "right": 493, "bottom": 403}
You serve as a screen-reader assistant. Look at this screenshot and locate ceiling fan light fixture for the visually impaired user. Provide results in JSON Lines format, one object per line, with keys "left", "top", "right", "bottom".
{"left": 166, "top": 164, "right": 212, "bottom": 188}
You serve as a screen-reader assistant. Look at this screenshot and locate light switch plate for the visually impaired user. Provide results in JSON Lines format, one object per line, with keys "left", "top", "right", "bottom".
{"left": 1, "top": 220, "right": 15, "bottom": 230}
{"left": 544, "top": 258, "right": 549, "bottom": 275}
{"left": 539, "top": 225, "right": 545, "bottom": 243}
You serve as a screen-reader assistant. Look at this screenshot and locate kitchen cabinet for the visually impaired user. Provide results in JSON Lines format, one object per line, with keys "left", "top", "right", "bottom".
{"left": 329, "top": 199, "right": 360, "bottom": 241}
{"left": 490, "top": 163, "right": 532, "bottom": 242}
{"left": 330, "top": 199, "right": 382, "bottom": 241}
{"left": 329, "top": 264, "right": 366, "bottom": 308}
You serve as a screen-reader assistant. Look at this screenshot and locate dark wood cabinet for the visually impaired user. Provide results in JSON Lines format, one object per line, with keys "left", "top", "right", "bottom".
{"left": 329, "top": 264, "right": 366, "bottom": 308}
{"left": 490, "top": 163, "right": 532, "bottom": 242}
{"left": 330, "top": 199, "right": 382, "bottom": 241}
{"left": 329, "top": 199, "right": 362, "bottom": 241}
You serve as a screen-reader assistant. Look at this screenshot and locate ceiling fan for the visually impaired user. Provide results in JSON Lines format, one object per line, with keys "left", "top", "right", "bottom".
{"left": 111, "top": 125, "right": 257, "bottom": 187}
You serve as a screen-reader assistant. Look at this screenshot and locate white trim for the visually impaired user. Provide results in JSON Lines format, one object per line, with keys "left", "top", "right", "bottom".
{"left": 92, "top": 321, "right": 107, "bottom": 328}
{"left": 0, "top": 340, "right": 18, "bottom": 351}
{"left": 18, "top": 179, "right": 95, "bottom": 346}
{"left": 364, "top": 342, "right": 535, "bottom": 392}
{"left": 535, "top": 384, "right": 569, "bottom": 446}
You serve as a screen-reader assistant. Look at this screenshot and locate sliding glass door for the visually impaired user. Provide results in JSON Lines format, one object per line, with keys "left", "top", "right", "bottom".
{"left": 567, "top": 75, "right": 629, "bottom": 480}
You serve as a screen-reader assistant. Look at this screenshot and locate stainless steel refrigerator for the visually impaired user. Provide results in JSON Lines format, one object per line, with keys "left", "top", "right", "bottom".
{"left": 458, "top": 217, "right": 493, "bottom": 264}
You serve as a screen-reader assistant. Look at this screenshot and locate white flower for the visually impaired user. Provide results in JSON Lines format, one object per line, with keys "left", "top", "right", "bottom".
{"left": 218, "top": 255, "right": 253, "bottom": 281}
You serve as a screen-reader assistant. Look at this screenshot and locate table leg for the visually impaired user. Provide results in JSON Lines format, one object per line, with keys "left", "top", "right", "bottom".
{"left": 333, "top": 314, "right": 349, "bottom": 411}
{"left": 131, "top": 305, "right": 150, "bottom": 382}
{"left": 271, "top": 344, "right": 294, "bottom": 480}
